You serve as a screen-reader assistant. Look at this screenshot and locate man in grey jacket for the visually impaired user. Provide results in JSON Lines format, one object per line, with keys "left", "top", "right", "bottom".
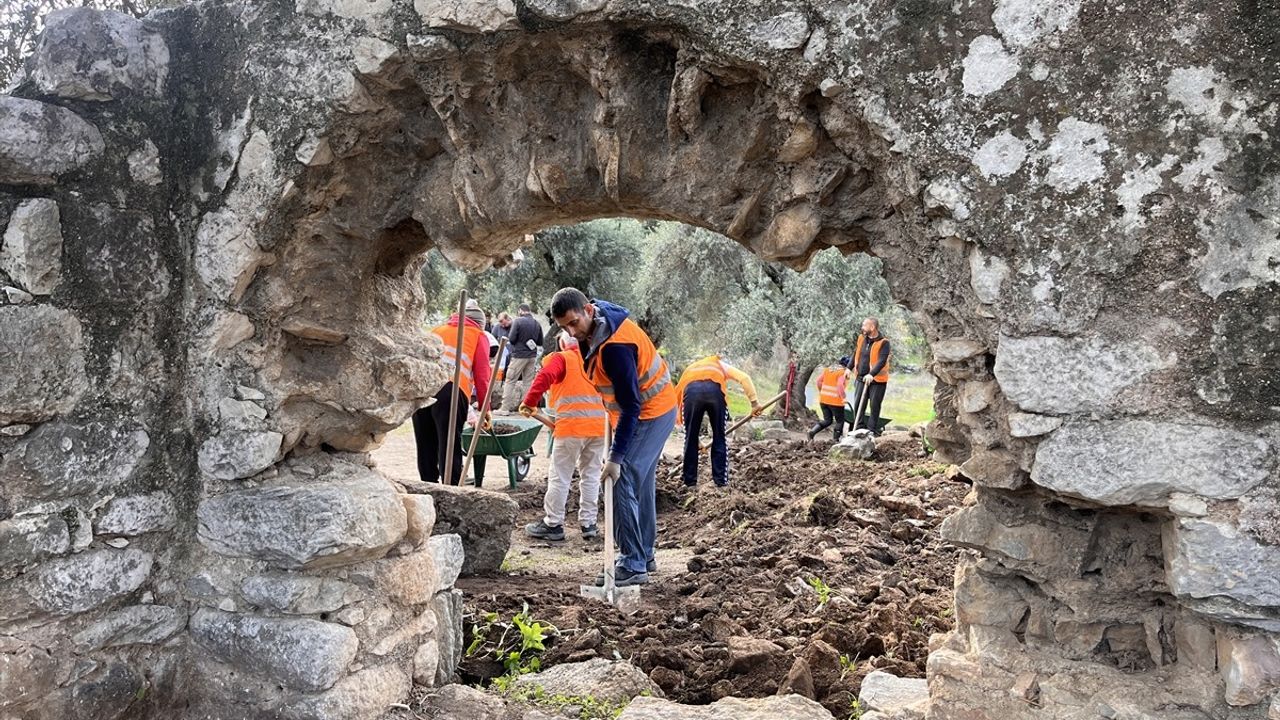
{"left": 501, "top": 303, "right": 545, "bottom": 411}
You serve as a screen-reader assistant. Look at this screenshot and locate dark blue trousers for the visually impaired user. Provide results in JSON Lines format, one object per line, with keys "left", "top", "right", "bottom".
{"left": 682, "top": 381, "right": 728, "bottom": 486}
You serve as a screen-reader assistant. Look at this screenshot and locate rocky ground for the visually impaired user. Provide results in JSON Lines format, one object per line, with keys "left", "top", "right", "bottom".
{"left": 429, "top": 429, "right": 969, "bottom": 718}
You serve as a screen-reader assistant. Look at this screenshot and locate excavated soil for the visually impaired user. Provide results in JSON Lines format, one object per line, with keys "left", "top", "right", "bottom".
{"left": 457, "top": 434, "right": 969, "bottom": 716}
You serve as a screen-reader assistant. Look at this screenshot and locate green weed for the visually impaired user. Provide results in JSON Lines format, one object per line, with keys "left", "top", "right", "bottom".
{"left": 807, "top": 575, "right": 833, "bottom": 607}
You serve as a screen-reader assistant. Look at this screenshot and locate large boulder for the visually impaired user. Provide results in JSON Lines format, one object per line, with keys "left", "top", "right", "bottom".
{"left": 993, "top": 334, "right": 1170, "bottom": 413}
{"left": 859, "top": 670, "right": 929, "bottom": 717}
{"left": 619, "top": 694, "right": 835, "bottom": 719}
{"left": 413, "top": 482, "right": 517, "bottom": 575}
{"left": 197, "top": 462, "right": 407, "bottom": 568}
{"left": 189, "top": 609, "right": 358, "bottom": 693}
{"left": 0, "top": 306, "right": 87, "bottom": 424}
{"left": 0, "top": 97, "right": 104, "bottom": 185}
{"left": 1165, "top": 518, "right": 1280, "bottom": 629}
{"left": 24, "top": 8, "right": 169, "bottom": 101}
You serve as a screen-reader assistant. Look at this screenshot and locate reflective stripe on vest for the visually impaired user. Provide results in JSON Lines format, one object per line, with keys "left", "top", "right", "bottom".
{"left": 588, "top": 318, "right": 677, "bottom": 424}
{"left": 818, "top": 367, "right": 845, "bottom": 405}
{"left": 855, "top": 335, "right": 891, "bottom": 383}
{"left": 551, "top": 351, "right": 607, "bottom": 439}
{"left": 432, "top": 322, "right": 483, "bottom": 399}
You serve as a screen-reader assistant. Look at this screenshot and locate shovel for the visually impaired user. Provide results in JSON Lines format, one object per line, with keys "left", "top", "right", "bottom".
{"left": 461, "top": 337, "right": 508, "bottom": 487}
{"left": 580, "top": 422, "right": 642, "bottom": 612}
{"left": 848, "top": 375, "right": 874, "bottom": 438}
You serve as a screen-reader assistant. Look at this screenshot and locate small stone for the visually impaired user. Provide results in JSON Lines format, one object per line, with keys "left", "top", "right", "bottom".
{"left": 524, "top": 0, "right": 607, "bottom": 21}
{"left": 105, "top": 538, "right": 129, "bottom": 548}
{"left": 428, "top": 534, "right": 464, "bottom": 590}
{"left": 1007, "top": 412, "right": 1062, "bottom": 438}
{"left": 127, "top": 140, "right": 162, "bottom": 185}
{"left": 370, "top": 608, "right": 437, "bottom": 656}
{"left": 71, "top": 605, "right": 185, "bottom": 651}
{"left": 217, "top": 397, "right": 268, "bottom": 430}
{"left": 831, "top": 433, "right": 876, "bottom": 460}
{"left": 960, "top": 449, "right": 1027, "bottom": 490}
{"left": 240, "top": 574, "right": 359, "bottom": 614}
{"left": 26, "top": 549, "right": 153, "bottom": 617}
{"left": 432, "top": 589, "right": 464, "bottom": 686}
{"left": 234, "top": 385, "right": 266, "bottom": 401}
{"left": 335, "top": 606, "right": 366, "bottom": 626}
{"left": 413, "top": 639, "right": 441, "bottom": 686}
{"left": 859, "top": 670, "right": 929, "bottom": 714}
{"left": 1218, "top": 632, "right": 1280, "bottom": 706}
{"left": 25, "top": 8, "right": 169, "bottom": 101}
{"left": 1168, "top": 493, "right": 1208, "bottom": 517}
{"left": 406, "top": 33, "right": 458, "bottom": 61}
{"left": 277, "top": 664, "right": 410, "bottom": 720}
{"left": 403, "top": 494, "right": 437, "bottom": 547}
{"left": 95, "top": 491, "right": 177, "bottom": 536}
{"left": 513, "top": 658, "right": 664, "bottom": 705}
{"left": 932, "top": 338, "right": 986, "bottom": 363}
{"left": 0, "top": 514, "right": 70, "bottom": 579}
{"left": 415, "top": 0, "right": 518, "bottom": 32}
{"left": 2, "top": 198, "right": 63, "bottom": 295}
{"left": 819, "top": 79, "right": 846, "bottom": 97}
{"left": 2, "top": 286, "right": 33, "bottom": 304}
{"left": 217, "top": 598, "right": 236, "bottom": 612}
{"left": 781, "top": 656, "right": 815, "bottom": 698}
{"left": 727, "top": 637, "right": 785, "bottom": 674}
{"left": 197, "top": 430, "right": 282, "bottom": 480}
{"left": 0, "top": 306, "right": 87, "bottom": 425}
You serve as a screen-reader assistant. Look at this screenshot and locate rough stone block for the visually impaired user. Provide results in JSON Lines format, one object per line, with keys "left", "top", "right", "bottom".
{"left": 197, "top": 465, "right": 407, "bottom": 568}
{"left": 189, "top": 609, "right": 357, "bottom": 693}
{"left": 953, "top": 560, "right": 1028, "bottom": 629}
{"left": 994, "top": 334, "right": 1170, "bottom": 413}
{"left": 197, "top": 430, "right": 283, "bottom": 480}
{"left": 1007, "top": 412, "right": 1062, "bottom": 438}
{"left": 403, "top": 494, "right": 436, "bottom": 547}
{"left": 431, "top": 589, "right": 464, "bottom": 686}
{"left": 25, "top": 8, "right": 168, "bottom": 100}
{"left": 27, "top": 548, "right": 153, "bottom": 616}
{"left": 412, "top": 639, "right": 441, "bottom": 686}
{"left": 0, "top": 306, "right": 87, "bottom": 424}
{"left": 940, "top": 501, "right": 1089, "bottom": 582}
{"left": 1033, "top": 420, "right": 1272, "bottom": 506}
{"left": 94, "top": 491, "right": 177, "bottom": 535}
{"left": 0, "top": 514, "right": 70, "bottom": 579}
{"left": 2, "top": 420, "right": 149, "bottom": 499}
{"left": 514, "top": 658, "right": 663, "bottom": 704}
{"left": 415, "top": 483, "right": 516, "bottom": 576}
{"left": 1165, "top": 518, "right": 1280, "bottom": 617}
{"left": 749, "top": 11, "right": 811, "bottom": 50}
{"left": 429, "top": 534, "right": 464, "bottom": 590}
{"left": 355, "top": 547, "right": 438, "bottom": 606}
{"left": 1, "top": 198, "right": 62, "bottom": 295}
{"left": 859, "top": 670, "right": 929, "bottom": 714}
{"left": 370, "top": 608, "right": 437, "bottom": 656}
{"left": 240, "top": 574, "right": 360, "bottom": 614}
{"left": 278, "top": 664, "right": 411, "bottom": 720}
{"left": 0, "top": 643, "right": 60, "bottom": 708}
{"left": 959, "top": 449, "right": 1027, "bottom": 490}
{"left": 524, "top": 0, "right": 607, "bottom": 21}
{"left": 0, "top": 97, "right": 104, "bottom": 185}
{"left": 416, "top": 0, "right": 518, "bottom": 32}
{"left": 1218, "top": 632, "right": 1280, "bottom": 706}
{"left": 71, "top": 605, "right": 185, "bottom": 651}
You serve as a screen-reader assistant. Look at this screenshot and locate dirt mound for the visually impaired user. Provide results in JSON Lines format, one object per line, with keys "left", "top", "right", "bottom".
{"left": 459, "top": 435, "right": 968, "bottom": 716}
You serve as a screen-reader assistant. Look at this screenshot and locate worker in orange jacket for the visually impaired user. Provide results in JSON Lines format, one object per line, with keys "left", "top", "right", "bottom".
{"left": 675, "top": 355, "right": 762, "bottom": 487}
{"left": 519, "top": 335, "right": 608, "bottom": 542}
{"left": 416, "top": 300, "right": 491, "bottom": 485}
{"left": 849, "top": 317, "right": 892, "bottom": 436}
{"left": 807, "top": 356, "right": 850, "bottom": 442}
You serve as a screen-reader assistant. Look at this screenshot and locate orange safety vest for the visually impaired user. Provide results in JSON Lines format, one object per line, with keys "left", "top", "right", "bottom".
{"left": 855, "top": 335, "right": 891, "bottom": 383}
{"left": 679, "top": 355, "right": 730, "bottom": 397}
{"left": 818, "top": 367, "right": 846, "bottom": 406}
{"left": 431, "top": 321, "right": 484, "bottom": 399}
{"left": 547, "top": 350, "right": 607, "bottom": 439}
{"left": 587, "top": 318, "right": 677, "bottom": 424}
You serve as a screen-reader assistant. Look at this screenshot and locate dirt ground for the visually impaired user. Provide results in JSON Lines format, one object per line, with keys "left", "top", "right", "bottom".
{"left": 372, "top": 420, "right": 968, "bottom": 717}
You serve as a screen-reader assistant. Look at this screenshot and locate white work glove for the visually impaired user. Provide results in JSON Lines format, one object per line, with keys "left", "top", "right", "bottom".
{"left": 602, "top": 461, "right": 621, "bottom": 484}
{"left": 863, "top": 374, "right": 875, "bottom": 383}
{"left": 525, "top": 339, "right": 538, "bottom": 351}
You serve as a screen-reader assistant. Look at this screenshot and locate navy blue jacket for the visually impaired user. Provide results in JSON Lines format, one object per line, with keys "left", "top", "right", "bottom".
{"left": 582, "top": 300, "right": 645, "bottom": 464}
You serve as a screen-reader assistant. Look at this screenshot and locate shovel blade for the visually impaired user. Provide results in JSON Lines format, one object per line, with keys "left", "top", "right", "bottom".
{"left": 579, "top": 584, "right": 643, "bottom": 614}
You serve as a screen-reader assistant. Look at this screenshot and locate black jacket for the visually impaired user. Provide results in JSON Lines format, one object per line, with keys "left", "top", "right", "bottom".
{"left": 507, "top": 315, "right": 544, "bottom": 359}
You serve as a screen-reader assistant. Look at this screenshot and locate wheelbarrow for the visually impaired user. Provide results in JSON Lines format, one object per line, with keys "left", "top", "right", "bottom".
{"left": 462, "top": 417, "right": 544, "bottom": 489}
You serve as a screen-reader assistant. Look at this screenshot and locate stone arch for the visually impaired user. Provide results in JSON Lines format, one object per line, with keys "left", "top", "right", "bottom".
{"left": 0, "top": 1, "right": 1277, "bottom": 719}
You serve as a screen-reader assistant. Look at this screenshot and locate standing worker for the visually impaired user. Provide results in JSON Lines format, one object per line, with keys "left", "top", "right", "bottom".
{"left": 415, "top": 299, "right": 491, "bottom": 485}
{"left": 518, "top": 335, "right": 607, "bottom": 541}
{"left": 806, "top": 356, "right": 850, "bottom": 442}
{"left": 500, "top": 303, "right": 544, "bottom": 411}
{"left": 675, "top": 354, "right": 762, "bottom": 488}
{"left": 850, "top": 317, "right": 891, "bottom": 435}
{"left": 550, "top": 288, "right": 677, "bottom": 587}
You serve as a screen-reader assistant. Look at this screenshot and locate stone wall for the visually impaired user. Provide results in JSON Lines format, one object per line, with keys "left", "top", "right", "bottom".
{"left": 0, "top": 1, "right": 1276, "bottom": 718}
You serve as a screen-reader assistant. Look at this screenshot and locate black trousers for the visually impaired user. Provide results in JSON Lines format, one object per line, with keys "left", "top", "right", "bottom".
{"left": 682, "top": 381, "right": 729, "bottom": 486}
{"left": 412, "top": 383, "right": 469, "bottom": 485}
{"left": 813, "top": 403, "right": 845, "bottom": 440}
{"left": 850, "top": 381, "right": 888, "bottom": 434}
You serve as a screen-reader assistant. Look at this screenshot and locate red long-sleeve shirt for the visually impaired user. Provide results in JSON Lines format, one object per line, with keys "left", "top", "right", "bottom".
{"left": 522, "top": 352, "right": 565, "bottom": 408}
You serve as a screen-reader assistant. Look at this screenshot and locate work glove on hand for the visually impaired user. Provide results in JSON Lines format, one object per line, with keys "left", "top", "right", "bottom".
{"left": 517, "top": 403, "right": 535, "bottom": 417}
{"left": 863, "top": 374, "right": 875, "bottom": 384}
{"left": 602, "top": 461, "right": 621, "bottom": 484}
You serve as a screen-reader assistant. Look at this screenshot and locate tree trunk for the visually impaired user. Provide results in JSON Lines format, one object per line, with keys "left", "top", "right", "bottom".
{"left": 785, "top": 361, "right": 818, "bottom": 427}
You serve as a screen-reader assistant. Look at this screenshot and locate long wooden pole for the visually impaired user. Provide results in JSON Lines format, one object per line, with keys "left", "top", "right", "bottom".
{"left": 461, "top": 337, "right": 507, "bottom": 487}
{"left": 700, "top": 390, "right": 787, "bottom": 451}
{"left": 442, "top": 290, "right": 468, "bottom": 485}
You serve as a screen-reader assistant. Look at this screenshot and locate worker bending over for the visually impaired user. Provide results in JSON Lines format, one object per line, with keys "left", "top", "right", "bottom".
{"left": 519, "top": 335, "right": 607, "bottom": 542}
{"left": 675, "top": 354, "right": 762, "bottom": 488}
{"left": 807, "top": 356, "right": 850, "bottom": 442}
{"left": 551, "top": 288, "right": 677, "bottom": 587}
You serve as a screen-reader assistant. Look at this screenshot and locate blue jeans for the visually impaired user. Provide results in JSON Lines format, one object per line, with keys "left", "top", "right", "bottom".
{"left": 682, "top": 381, "right": 728, "bottom": 486}
{"left": 613, "top": 407, "right": 676, "bottom": 574}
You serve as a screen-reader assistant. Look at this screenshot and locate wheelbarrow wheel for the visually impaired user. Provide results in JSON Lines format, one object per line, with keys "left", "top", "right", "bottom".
{"left": 514, "top": 455, "right": 531, "bottom": 482}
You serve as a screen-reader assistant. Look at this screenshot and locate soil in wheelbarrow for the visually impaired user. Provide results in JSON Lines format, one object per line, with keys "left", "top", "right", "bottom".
{"left": 456, "top": 434, "right": 970, "bottom": 716}
{"left": 488, "top": 422, "right": 525, "bottom": 435}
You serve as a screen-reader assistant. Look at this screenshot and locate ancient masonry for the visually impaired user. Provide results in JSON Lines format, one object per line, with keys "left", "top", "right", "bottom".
{"left": 0, "top": 0, "right": 1275, "bottom": 718}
